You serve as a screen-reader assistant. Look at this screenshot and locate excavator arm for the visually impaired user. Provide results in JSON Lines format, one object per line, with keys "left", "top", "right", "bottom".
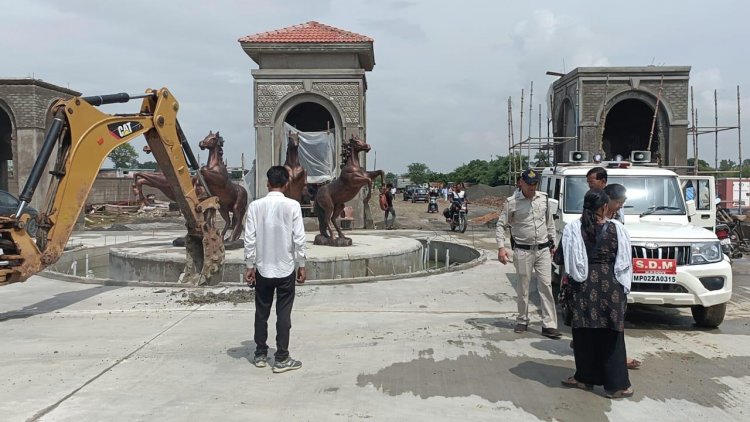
{"left": 0, "top": 88, "right": 224, "bottom": 285}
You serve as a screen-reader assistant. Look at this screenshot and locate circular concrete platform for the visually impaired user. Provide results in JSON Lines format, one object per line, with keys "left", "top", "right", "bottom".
{"left": 109, "top": 233, "right": 424, "bottom": 283}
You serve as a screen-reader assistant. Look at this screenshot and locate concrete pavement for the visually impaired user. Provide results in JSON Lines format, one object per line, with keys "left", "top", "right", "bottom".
{"left": 2, "top": 231, "right": 750, "bottom": 421}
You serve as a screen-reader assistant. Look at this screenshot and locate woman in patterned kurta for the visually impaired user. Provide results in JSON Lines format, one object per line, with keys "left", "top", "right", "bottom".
{"left": 562, "top": 190, "right": 632, "bottom": 398}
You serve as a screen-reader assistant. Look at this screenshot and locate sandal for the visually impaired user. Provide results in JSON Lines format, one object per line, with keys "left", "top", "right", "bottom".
{"left": 626, "top": 358, "right": 642, "bottom": 370}
{"left": 605, "top": 387, "right": 634, "bottom": 398}
{"left": 561, "top": 376, "right": 593, "bottom": 391}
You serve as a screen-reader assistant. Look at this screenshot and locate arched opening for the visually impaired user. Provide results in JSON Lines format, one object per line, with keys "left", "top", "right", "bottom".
{"left": 602, "top": 99, "right": 659, "bottom": 160}
{"left": 284, "top": 102, "right": 335, "bottom": 131}
{"left": 280, "top": 101, "right": 338, "bottom": 212}
{"left": 0, "top": 107, "right": 13, "bottom": 191}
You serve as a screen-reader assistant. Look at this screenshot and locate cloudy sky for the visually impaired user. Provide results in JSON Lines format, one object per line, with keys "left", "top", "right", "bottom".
{"left": 2, "top": 0, "right": 749, "bottom": 173}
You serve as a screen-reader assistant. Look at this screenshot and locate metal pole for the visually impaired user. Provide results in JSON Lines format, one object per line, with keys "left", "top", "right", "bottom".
{"left": 580, "top": 78, "right": 581, "bottom": 151}
{"left": 738, "top": 85, "right": 743, "bottom": 213}
{"left": 548, "top": 94, "right": 553, "bottom": 164}
{"left": 537, "top": 104, "right": 541, "bottom": 166}
{"left": 696, "top": 110, "right": 700, "bottom": 174}
{"left": 518, "top": 88, "right": 523, "bottom": 162}
{"left": 715, "top": 90, "right": 719, "bottom": 171}
{"left": 647, "top": 75, "right": 664, "bottom": 154}
{"left": 445, "top": 250, "right": 450, "bottom": 269}
{"left": 691, "top": 87, "right": 698, "bottom": 175}
{"left": 509, "top": 97, "right": 515, "bottom": 183}
{"left": 528, "top": 82, "right": 534, "bottom": 164}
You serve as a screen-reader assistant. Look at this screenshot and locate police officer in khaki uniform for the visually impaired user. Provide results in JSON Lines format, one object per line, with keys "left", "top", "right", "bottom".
{"left": 496, "top": 168, "right": 561, "bottom": 339}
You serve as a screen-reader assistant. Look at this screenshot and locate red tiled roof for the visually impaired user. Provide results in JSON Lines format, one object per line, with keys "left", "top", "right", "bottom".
{"left": 239, "top": 21, "right": 372, "bottom": 44}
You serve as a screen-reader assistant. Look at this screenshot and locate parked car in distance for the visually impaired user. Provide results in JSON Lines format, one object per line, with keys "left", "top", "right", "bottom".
{"left": 0, "top": 190, "right": 38, "bottom": 236}
{"left": 402, "top": 185, "right": 419, "bottom": 201}
{"left": 411, "top": 188, "right": 429, "bottom": 203}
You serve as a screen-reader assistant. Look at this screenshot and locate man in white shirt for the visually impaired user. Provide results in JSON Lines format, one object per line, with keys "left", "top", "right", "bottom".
{"left": 244, "top": 166, "right": 307, "bottom": 373}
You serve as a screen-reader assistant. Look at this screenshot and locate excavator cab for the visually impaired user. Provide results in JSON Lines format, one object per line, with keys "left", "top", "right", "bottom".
{"left": 0, "top": 88, "right": 224, "bottom": 285}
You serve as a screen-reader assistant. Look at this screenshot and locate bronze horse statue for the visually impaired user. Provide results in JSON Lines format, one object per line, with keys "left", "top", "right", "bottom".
{"left": 132, "top": 146, "right": 179, "bottom": 206}
{"left": 313, "top": 135, "right": 383, "bottom": 246}
{"left": 198, "top": 131, "right": 248, "bottom": 243}
{"left": 283, "top": 131, "right": 307, "bottom": 203}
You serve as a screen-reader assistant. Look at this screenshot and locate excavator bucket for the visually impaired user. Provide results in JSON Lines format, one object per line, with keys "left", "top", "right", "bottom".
{"left": 182, "top": 228, "right": 225, "bottom": 285}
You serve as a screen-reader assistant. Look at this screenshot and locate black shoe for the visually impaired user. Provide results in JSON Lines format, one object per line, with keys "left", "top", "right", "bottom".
{"left": 252, "top": 355, "right": 267, "bottom": 368}
{"left": 542, "top": 327, "right": 562, "bottom": 339}
{"left": 514, "top": 324, "right": 527, "bottom": 333}
{"left": 272, "top": 357, "right": 302, "bottom": 373}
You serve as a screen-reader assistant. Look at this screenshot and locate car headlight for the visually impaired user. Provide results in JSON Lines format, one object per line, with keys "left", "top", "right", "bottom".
{"left": 691, "top": 242, "right": 722, "bottom": 264}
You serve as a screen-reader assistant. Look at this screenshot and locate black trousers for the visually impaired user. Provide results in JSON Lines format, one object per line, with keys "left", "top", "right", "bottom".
{"left": 572, "top": 328, "right": 631, "bottom": 392}
{"left": 254, "top": 270, "right": 296, "bottom": 360}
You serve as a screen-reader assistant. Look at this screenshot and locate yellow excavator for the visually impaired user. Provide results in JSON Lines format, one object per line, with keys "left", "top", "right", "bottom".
{"left": 0, "top": 88, "right": 225, "bottom": 286}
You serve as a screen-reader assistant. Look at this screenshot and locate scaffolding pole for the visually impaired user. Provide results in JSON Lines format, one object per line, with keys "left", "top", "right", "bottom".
{"left": 738, "top": 85, "right": 743, "bottom": 212}
{"left": 528, "top": 81, "right": 534, "bottom": 163}
{"left": 508, "top": 82, "right": 577, "bottom": 173}
{"left": 691, "top": 86, "right": 698, "bottom": 175}
{"left": 508, "top": 97, "right": 515, "bottom": 184}
{"left": 715, "top": 90, "right": 719, "bottom": 170}
{"left": 519, "top": 88, "right": 525, "bottom": 172}
{"left": 687, "top": 85, "right": 743, "bottom": 209}
{"left": 647, "top": 75, "right": 664, "bottom": 158}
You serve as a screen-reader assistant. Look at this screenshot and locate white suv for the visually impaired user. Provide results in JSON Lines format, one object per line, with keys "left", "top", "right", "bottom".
{"left": 541, "top": 163, "right": 732, "bottom": 327}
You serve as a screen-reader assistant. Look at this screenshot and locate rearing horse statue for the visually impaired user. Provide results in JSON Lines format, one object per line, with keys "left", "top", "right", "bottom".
{"left": 313, "top": 135, "right": 383, "bottom": 246}
{"left": 198, "top": 131, "right": 248, "bottom": 243}
{"left": 133, "top": 146, "right": 179, "bottom": 207}
{"left": 283, "top": 131, "right": 307, "bottom": 203}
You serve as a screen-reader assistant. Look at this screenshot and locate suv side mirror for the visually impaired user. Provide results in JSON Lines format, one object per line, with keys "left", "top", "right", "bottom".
{"left": 686, "top": 199, "right": 697, "bottom": 218}
{"left": 548, "top": 198, "right": 559, "bottom": 219}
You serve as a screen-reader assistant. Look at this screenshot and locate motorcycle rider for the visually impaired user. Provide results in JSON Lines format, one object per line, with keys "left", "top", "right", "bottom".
{"left": 428, "top": 188, "right": 440, "bottom": 213}
{"left": 444, "top": 183, "right": 467, "bottom": 221}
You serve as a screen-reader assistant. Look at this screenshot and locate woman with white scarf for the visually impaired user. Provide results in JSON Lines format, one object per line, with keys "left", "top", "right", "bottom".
{"left": 561, "top": 189, "right": 634, "bottom": 398}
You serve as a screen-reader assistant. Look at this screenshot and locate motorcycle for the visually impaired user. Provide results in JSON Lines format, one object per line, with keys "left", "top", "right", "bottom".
{"left": 715, "top": 222, "right": 739, "bottom": 259}
{"left": 444, "top": 201, "right": 467, "bottom": 233}
{"left": 427, "top": 195, "right": 439, "bottom": 213}
{"left": 717, "top": 207, "right": 746, "bottom": 258}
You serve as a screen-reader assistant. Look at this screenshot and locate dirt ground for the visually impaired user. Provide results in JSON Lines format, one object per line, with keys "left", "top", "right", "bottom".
{"left": 84, "top": 184, "right": 510, "bottom": 233}
{"left": 374, "top": 195, "right": 503, "bottom": 231}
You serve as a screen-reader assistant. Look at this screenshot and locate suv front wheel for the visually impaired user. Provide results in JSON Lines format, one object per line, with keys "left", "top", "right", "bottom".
{"left": 691, "top": 303, "right": 727, "bottom": 328}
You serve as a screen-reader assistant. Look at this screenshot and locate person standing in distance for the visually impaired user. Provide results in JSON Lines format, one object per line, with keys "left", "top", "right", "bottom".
{"left": 244, "top": 166, "right": 307, "bottom": 373}
{"left": 496, "top": 168, "right": 562, "bottom": 339}
{"left": 384, "top": 182, "right": 396, "bottom": 229}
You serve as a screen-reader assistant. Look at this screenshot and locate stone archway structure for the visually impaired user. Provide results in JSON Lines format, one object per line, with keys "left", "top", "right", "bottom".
{"left": 239, "top": 21, "right": 375, "bottom": 227}
{"left": 551, "top": 66, "right": 689, "bottom": 169}
{"left": 0, "top": 79, "right": 80, "bottom": 205}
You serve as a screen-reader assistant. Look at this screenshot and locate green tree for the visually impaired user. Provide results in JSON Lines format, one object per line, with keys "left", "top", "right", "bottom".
{"left": 108, "top": 144, "right": 139, "bottom": 169}
{"left": 140, "top": 160, "right": 159, "bottom": 170}
{"left": 485, "top": 155, "right": 509, "bottom": 186}
{"left": 718, "top": 159, "right": 739, "bottom": 177}
{"left": 406, "top": 162, "right": 431, "bottom": 185}
{"left": 687, "top": 158, "right": 713, "bottom": 172}
{"left": 533, "top": 151, "right": 551, "bottom": 167}
{"left": 451, "top": 159, "right": 489, "bottom": 185}
{"left": 719, "top": 159, "right": 737, "bottom": 171}
{"left": 741, "top": 160, "right": 750, "bottom": 178}
{"left": 430, "top": 172, "right": 449, "bottom": 184}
